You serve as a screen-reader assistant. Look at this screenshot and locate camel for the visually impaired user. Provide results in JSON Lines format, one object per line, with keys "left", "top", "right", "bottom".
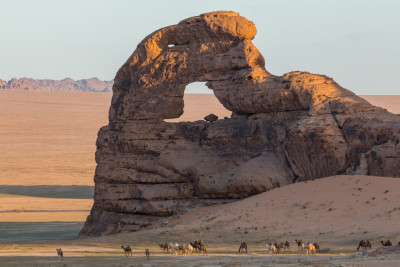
{"left": 196, "top": 240, "right": 207, "bottom": 256}
{"left": 199, "top": 244, "right": 208, "bottom": 255}
{"left": 380, "top": 240, "right": 392, "bottom": 246}
{"left": 169, "top": 242, "right": 180, "bottom": 255}
{"left": 121, "top": 245, "right": 132, "bottom": 257}
{"left": 159, "top": 242, "right": 169, "bottom": 253}
{"left": 357, "top": 240, "right": 372, "bottom": 251}
{"left": 178, "top": 244, "right": 187, "bottom": 255}
{"left": 187, "top": 243, "right": 194, "bottom": 254}
{"left": 306, "top": 242, "right": 316, "bottom": 255}
{"left": 295, "top": 239, "right": 304, "bottom": 250}
{"left": 278, "top": 242, "right": 284, "bottom": 252}
{"left": 313, "top": 242, "right": 320, "bottom": 253}
{"left": 190, "top": 242, "right": 198, "bottom": 253}
{"left": 284, "top": 241, "right": 290, "bottom": 251}
{"left": 273, "top": 242, "right": 280, "bottom": 253}
{"left": 189, "top": 240, "right": 207, "bottom": 255}
{"left": 238, "top": 242, "right": 247, "bottom": 253}
{"left": 275, "top": 241, "right": 290, "bottom": 252}
{"left": 266, "top": 242, "right": 278, "bottom": 254}
{"left": 145, "top": 249, "right": 150, "bottom": 260}
{"left": 265, "top": 243, "right": 272, "bottom": 253}
{"left": 56, "top": 248, "right": 63, "bottom": 261}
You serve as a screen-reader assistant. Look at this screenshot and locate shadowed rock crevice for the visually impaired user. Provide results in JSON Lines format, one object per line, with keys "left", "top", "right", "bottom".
{"left": 80, "top": 11, "right": 400, "bottom": 236}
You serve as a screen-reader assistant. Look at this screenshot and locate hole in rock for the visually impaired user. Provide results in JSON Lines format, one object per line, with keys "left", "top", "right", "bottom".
{"left": 166, "top": 82, "right": 231, "bottom": 122}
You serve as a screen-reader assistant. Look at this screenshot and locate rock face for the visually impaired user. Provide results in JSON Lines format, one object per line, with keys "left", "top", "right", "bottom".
{"left": 0, "top": 77, "right": 113, "bottom": 92}
{"left": 80, "top": 11, "right": 400, "bottom": 236}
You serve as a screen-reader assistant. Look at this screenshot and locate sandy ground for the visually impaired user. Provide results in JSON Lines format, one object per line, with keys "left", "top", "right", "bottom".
{"left": 0, "top": 91, "right": 399, "bottom": 266}
{"left": 0, "top": 193, "right": 91, "bottom": 222}
{"left": 0, "top": 91, "right": 396, "bottom": 187}
{"left": 1, "top": 175, "right": 400, "bottom": 266}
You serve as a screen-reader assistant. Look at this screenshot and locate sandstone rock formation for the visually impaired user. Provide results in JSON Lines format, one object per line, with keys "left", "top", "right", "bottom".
{"left": 80, "top": 11, "right": 400, "bottom": 236}
{"left": 0, "top": 77, "right": 113, "bottom": 92}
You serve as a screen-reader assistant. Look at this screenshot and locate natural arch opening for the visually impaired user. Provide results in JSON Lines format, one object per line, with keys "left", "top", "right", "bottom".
{"left": 165, "top": 82, "right": 231, "bottom": 122}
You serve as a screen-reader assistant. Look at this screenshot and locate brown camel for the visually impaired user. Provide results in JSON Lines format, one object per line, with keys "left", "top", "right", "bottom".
{"left": 159, "top": 242, "right": 169, "bottom": 253}
{"left": 357, "top": 240, "right": 372, "bottom": 251}
{"left": 380, "top": 240, "right": 392, "bottom": 246}
{"left": 313, "top": 242, "right": 320, "bottom": 253}
{"left": 284, "top": 241, "right": 290, "bottom": 251}
{"left": 178, "top": 244, "right": 187, "bottom": 255}
{"left": 190, "top": 242, "right": 198, "bottom": 253}
{"left": 121, "top": 245, "right": 132, "bottom": 256}
{"left": 145, "top": 249, "right": 150, "bottom": 260}
{"left": 56, "top": 248, "right": 63, "bottom": 261}
{"left": 199, "top": 245, "right": 207, "bottom": 255}
{"left": 295, "top": 239, "right": 304, "bottom": 250}
{"left": 199, "top": 241, "right": 207, "bottom": 256}
{"left": 190, "top": 239, "right": 207, "bottom": 255}
{"left": 238, "top": 242, "right": 247, "bottom": 253}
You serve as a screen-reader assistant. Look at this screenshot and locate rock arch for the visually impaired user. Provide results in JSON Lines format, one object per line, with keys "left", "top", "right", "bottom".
{"left": 109, "top": 11, "right": 266, "bottom": 122}
{"left": 80, "top": 11, "right": 400, "bottom": 236}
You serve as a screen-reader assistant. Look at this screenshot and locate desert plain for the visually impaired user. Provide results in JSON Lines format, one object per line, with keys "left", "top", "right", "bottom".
{"left": 0, "top": 90, "right": 400, "bottom": 266}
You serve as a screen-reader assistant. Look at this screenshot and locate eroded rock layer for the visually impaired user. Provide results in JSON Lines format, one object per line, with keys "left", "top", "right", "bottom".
{"left": 80, "top": 11, "right": 400, "bottom": 236}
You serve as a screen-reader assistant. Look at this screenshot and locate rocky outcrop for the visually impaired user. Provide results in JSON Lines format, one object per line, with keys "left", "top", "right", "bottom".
{"left": 80, "top": 11, "right": 400, "bottom": 236}
{"left": 0, "top": 77, "right": 113, "bottom": 92}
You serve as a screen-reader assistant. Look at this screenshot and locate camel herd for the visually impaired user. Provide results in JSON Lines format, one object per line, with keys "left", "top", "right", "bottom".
{"left": 54, "top": 238, "right": 400, "bottom": 261}
{"left": 263, "top": 240, "right": 319, "bottom": 254}
{"left": 356, "top": 239, "right": 396, "bottom": 251}
{"left": 158, "top": 240, "right": 208, "bottom": 255}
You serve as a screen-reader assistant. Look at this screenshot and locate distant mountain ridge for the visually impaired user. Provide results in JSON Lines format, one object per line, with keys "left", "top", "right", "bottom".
{"left": 0, "top": 77, "right": 113, "bottom": 92}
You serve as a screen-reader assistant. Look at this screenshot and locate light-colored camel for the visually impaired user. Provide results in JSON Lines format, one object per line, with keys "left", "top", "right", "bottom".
{"left": 169, "top": 242, "right": 180, "bottom": 255}
{"left": 306, "top": 242, "right": 316, "bottom": 254}
{"left": 266, "top": 242, "right": 278, "bottom": 254}
{"left": 187, "top": 243, "right": 194, "bottom": 254}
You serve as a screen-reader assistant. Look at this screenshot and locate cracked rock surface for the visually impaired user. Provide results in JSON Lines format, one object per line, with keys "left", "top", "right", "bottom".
{"left": 80, "top": 11, "right": 400, "bottom": 236}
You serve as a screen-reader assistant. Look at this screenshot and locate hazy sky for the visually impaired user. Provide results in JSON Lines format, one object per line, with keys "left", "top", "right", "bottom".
{"left": 1, "top": 0, "right": 399, "bottom": 94}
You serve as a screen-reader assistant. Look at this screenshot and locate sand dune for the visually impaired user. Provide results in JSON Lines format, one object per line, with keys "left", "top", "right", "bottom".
{"left": 143, "top": 175, "right": 400, "bottom": 246}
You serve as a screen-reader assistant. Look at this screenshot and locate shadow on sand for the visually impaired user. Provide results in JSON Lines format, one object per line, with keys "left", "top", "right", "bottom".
{"left": 0, "top": 222, "right": 84, "bottom": 243}
{"left": 0, "top": 185, "right": 93, "bottom": 199}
